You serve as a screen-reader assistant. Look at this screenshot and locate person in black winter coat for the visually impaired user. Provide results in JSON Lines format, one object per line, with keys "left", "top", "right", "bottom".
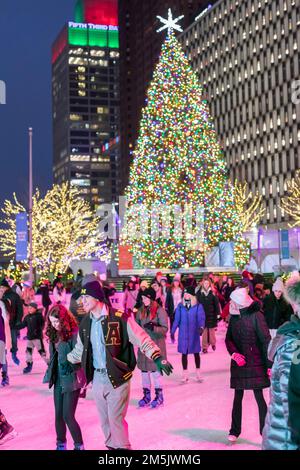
{"left": 15, "top": 303, "right": 48, "bottom": 374}
{"left": 223, "top": 278, "right": 235, "bottom": 303}
{"left": 0, "top": 279, "right": 24, "bottom": 365}
{"left": 196, "top": 276, "right": 220, "bottom": 353}
{"left": 263, "top": 277, "right": 293, "bottom": 339}
{"left": 165, "top": 278, "right": 184, "bottom": 343}
{"left": 225, "top": 288, "right": 271, "bottom": 443}
{"left": 134, "top": 280, "right": 149, "bottom": 311}
{"left": 39, "top": 281, "right": 52, "bottom": 317}
{"left": 44, "top": 304, "right": 85, "bottom": 450}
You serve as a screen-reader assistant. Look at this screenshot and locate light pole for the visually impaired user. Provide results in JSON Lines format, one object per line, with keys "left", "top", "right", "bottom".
{"left": 29, "top": 127, "right": 33, "bottom": 284}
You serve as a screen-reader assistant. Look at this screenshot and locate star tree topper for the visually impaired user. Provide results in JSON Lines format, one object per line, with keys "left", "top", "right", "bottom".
{"left": 157, "top": 8, "right": 184, "bottom": 35}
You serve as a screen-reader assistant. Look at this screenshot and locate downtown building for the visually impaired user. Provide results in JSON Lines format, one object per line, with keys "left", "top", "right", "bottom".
{"left": 118, "top": 0, "right": 217, "bottom": 195}
{"left": 52, "top": 0, "right": 120, "bottom": 208}
{"left": 180, "top": 0, "right": 300, "bottom": 228}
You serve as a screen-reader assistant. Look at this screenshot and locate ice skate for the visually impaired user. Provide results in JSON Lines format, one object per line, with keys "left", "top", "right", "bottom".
{"left": 181, "top": 370, "right": 189, "bottom": 383}
{"left": 138, "top": 388, "right": 151, "bottom": 407}
{"left": 150, "top": 388, "right": 164, "bottom": 408}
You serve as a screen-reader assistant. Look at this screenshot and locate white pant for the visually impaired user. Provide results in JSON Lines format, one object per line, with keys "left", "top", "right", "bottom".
{"left": 92, "top": 371, "right": 131, "bottom": 450}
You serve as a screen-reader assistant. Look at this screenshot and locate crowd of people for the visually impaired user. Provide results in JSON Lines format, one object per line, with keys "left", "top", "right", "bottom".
{"left": 0, "top": 268, "right": 300, "bottom": 451}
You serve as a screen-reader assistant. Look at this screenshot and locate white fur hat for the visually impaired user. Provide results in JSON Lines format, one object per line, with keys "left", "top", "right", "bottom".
{"left": 230, "top": 288, "right": 253, "bottom": 308}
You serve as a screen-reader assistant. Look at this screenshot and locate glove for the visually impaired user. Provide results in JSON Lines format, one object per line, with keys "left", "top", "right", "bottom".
{"left": 60, "top": 360, "right": 74, "bottom": 375}
{"left": 232, "top": 353, "right": 246, "bottom": 367}
{"left": 154, "top": 356, "right": 173, "bottom": 376}
{"left": 144, "top": 322, "right": 156, "bottom": 331}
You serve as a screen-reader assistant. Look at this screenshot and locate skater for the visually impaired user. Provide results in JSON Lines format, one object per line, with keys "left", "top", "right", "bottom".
{"left": 134, "top": 280, "right": 149, "bottom": 311}
{"left": 151, "top": 280, "right": 164, "bottom": 307}
{"left": 263, "top": 277, "right": 293, "bottom": 339}
{"left": 53, "top": 281, "right": 67, "bottom": 306}
{"left": 44, "top": 304, "right": 85, "bottom": 450}
{"left": 171, "top": 287, "right": 205, "bottom": 383}
{"left": 0, "top": 410, "right": 17, "bottom": 445}
{"left": 0, "top": 279, "right": 23, "bottom": 365}
{"left": 226, "top": 288, "right": 271, "bottom": 443}
{"left": 262, "top": 275, "right": 300, "bottom": 450}
{"left": 135, "top": 288, "right": 168, "bottom": 408}
{"left": 165, "top": 275, "right": 183, "bottom": 343}
{"left": 0, "top": 296, "right": 10, "bottom": 387}
{"left": 66, "top": 281, "right": 173, "bottom": 450}
{"left": 39, "top": 280, "right": 52, "bottom": 318}
{"left": 15, "top": 302, "right": 48, "bottom": 374}
{"left": 197, "top": 276, "right": 220, "bottom": 353}
{"left": 123, "top": 279, "right": 138, "bottom": 315}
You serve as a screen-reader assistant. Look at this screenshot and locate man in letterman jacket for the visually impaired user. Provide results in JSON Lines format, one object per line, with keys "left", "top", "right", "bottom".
{"left": 67, "top": 281, "right": 173, "bottom": 450}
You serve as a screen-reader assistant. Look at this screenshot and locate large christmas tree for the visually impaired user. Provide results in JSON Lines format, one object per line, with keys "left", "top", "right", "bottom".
{"left": 122, "top": 13, "right": 242, "bottom": 269}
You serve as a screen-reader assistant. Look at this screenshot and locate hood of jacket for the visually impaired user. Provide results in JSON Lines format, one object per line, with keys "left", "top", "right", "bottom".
{"left": 268, "top": 315, "right": 300, "bottom": 362}
{"left": 239, "top": 301, "right": 261, "bottom": 316}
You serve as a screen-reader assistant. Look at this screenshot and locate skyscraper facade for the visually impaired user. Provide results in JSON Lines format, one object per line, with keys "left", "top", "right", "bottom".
{"left": 181, "top": 0, "right": 300, "bottom": 227}
{"left": 52, "top": 0, "right": 119, "bottom": 207}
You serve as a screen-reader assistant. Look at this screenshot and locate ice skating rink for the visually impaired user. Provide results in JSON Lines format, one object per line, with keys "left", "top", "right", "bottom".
{"left": 1, "top": 325, "right": 266, "bottom": 450}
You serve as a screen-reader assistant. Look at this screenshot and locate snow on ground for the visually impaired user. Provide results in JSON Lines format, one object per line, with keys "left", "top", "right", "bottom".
{"left": 1, "top": 323, "right": 266, "bottom": 450}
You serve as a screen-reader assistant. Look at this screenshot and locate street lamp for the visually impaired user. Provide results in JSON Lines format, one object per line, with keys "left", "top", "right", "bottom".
{"left": 28, "top": 127, "right": 33, "bottom": 284}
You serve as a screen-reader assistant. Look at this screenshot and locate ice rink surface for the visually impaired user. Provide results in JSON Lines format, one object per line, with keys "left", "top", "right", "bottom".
{"left": 1, "top": 324, "right": 266, "bottom": 450}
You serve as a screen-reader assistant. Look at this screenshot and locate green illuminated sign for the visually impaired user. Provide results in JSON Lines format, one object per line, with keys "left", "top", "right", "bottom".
{"left": 68, "top": 22, "right": 119, "bottom": 49}
{"left": 108, "top": 30, "right": 119, "bottom": 48}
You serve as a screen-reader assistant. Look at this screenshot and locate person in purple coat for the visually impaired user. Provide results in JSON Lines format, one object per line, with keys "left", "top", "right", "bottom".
{"left": 171, "top": 287, "right": 206, "bottom": 383}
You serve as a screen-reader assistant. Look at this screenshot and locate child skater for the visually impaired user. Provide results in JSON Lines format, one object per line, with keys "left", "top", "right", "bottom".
{"left": 135, "top": 288, "right": 169, "bottom": 408}
{"left": 15, "top": 302, "right": 48, "bottom": 374}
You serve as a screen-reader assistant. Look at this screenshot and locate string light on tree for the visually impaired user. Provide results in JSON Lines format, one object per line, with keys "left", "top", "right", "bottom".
{"left": 122, "top": 19, "right": 243, "bottom": 269}
{"left": 0, "top": 183, "right": 110, "bottom": 275}
{"left": 281, "top": 171, "right": 300, "bottom": 226}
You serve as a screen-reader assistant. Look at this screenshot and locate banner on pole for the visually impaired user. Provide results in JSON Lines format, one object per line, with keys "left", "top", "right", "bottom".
{"left": 280, "top": 229, "right": 290, "bottom": 260}
{"left": 16, "top": 213, "right": 28, "bottom": 261}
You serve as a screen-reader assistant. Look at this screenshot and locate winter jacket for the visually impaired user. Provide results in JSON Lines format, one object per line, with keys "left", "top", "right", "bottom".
{"left": 225, "top": 301, "right": 271, "bottom": 390}
{"left": 67, "top": 306, "right": 161, "bottom": 388}
{"left": 0, "top": 306, "right": 5, "bottom": 344}
{"left": 3, "top": 289, "right": 24, "bottom": 328}
{"left": 44, "top": 333, "right": 85, "bottom": 393}
{"left": 15, "top": 310, "right": 45, "bottom": 340}
{"left": 262, "top": 316, "right": 300, "bottom": 450}
{"left": 171, "top": 302, "right": 206, "bottom": 354}
{"left": 223, "top": 285, "right": 235, "bottom": 303}
{"left": 0, "top": 300, "right": 11, "bottom": 352}
{"left": 197, "top": 289, "right": 219, "bottom": 328}
{"left": 263, "top": 294, "right": 293, "bottom": 330}
{"left": 221, "top": 302, "right": 230, "bottom": 322}
{"left": 135, "top": 304, "right": 168, "bottom": 372}
{"left": 40, "top": 285, "right": 52, "bottom": 308}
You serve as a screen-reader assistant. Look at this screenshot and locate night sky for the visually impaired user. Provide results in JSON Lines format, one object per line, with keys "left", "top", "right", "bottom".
{"left": 0, "top": 0, "right": 76, "bottom": 208}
